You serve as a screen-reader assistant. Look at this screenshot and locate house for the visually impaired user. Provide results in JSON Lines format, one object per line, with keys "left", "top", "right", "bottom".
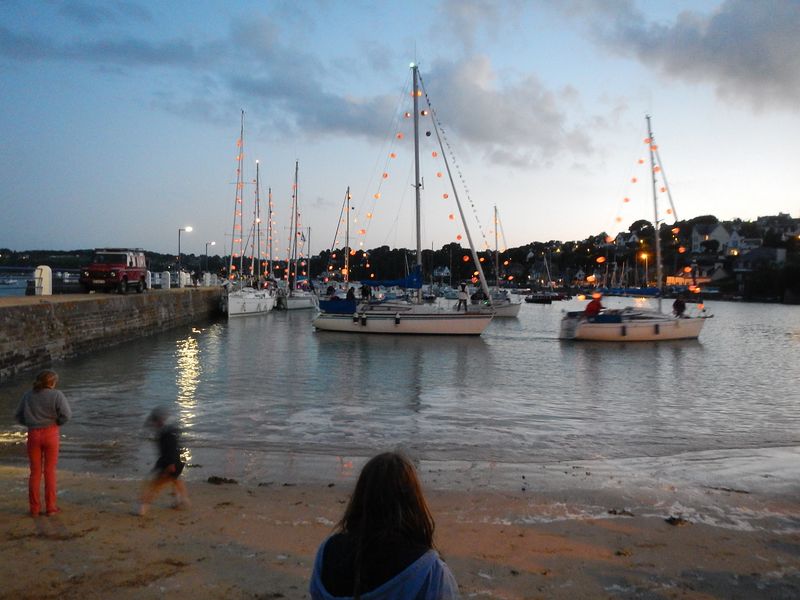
{"left": 726, "top": 230, "right": 762, "bottom": 256}
{"left": 433, "top": 266, "right": 451, "bottom": 279}
{"left": 613, "top": 231, "right": 641, "bottom": 248}
{"left": 756, "top": 213, "right": 799, "bottom": 240}
{"left": 691, "top": 223, "right": 730, "bottom": 254}
{"left": 734, "top": 247, "right": 787, "bottom": 271}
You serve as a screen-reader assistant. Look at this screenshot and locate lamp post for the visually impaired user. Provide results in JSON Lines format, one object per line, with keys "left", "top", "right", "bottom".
{"left": 178, "top": 226, "right": 193, "bottom": 273}
{"left": 204, "top": 241, "right": 216, "bottom": 273}
{"left": 641, "top": 252, "right": 649, "bottom": 287}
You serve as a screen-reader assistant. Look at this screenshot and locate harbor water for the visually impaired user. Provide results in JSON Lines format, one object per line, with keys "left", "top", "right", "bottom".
{"left": 2, "top": 297, "right": 799, "bottom": 513}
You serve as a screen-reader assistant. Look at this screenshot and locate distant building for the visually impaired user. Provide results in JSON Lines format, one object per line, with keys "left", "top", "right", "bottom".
{"left": 734, "top": 247, "right": 787, "bottom": 271}
{"left": 691, "top": 223, "right": 730, "bottom": 254}
{"left": 756, "top": 213, "right": 798, "bottom": 240}
{"left": 726, "top": 230, "right": 762, "bottom": 256}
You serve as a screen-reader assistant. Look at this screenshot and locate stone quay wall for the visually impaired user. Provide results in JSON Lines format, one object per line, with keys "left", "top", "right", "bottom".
{"left": 0, "top": 288, "right": 222, "bottom": 380}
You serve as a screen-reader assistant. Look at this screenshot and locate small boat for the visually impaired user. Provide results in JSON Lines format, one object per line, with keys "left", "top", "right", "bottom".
{"left": 560, "top": 116, "right": 709, "bottom": 342}
{"left": 313, "top": 63, "right": 492, "bottom": 335}
{"left": 525, "top": 291, "right": 565, "bottom": 304}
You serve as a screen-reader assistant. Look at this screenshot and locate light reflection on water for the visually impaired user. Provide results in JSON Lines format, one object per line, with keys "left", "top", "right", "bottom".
{"left": 1, "top": 298, "right": 799, "bottom": 480}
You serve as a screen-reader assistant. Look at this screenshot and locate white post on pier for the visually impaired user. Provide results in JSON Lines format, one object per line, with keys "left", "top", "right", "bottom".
{"left": 161, "top": 271, "right": 171, "bottom": 290}
{"left": 34, "top": 265, "right": 52, "bottom": 296}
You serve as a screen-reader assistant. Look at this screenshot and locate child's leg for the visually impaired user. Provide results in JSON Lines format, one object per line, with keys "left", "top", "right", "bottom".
{"left": 172, "top": 479, "right": 190, "bottom": 508}
{"left": 138, "top": 474, "right": 171, "bottom": 515}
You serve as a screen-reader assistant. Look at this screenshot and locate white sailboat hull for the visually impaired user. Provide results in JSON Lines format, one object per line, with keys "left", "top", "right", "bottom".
{"left": 280, "top": 293, "right": 317, "bottom": 310}
{"left": 313, "top": 303, "right": 492, "bottom": 335}
{"left": 491, "top": 300, "right": 521, "bottom": 318}
{"left": 559, "top": 309, "right": 706, "bottom": 341}
{"left": 224, "top": 288, "right": 275, "bottom": 318}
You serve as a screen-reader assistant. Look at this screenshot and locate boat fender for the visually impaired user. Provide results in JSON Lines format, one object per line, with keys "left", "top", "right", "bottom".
{"left": 395, "top": 313, "right": 400, "bottom": 325}
{"left": 621, "top": 325, "right": 627, "bottom": 337}
{"left": 360, "top": 314, "right": 367, "bottom": 326}
{"left": 352, "top": 314, "right": 359, "bottom": 324}
{"left": 654, "top": 324, "right": 660, "bottom": 335}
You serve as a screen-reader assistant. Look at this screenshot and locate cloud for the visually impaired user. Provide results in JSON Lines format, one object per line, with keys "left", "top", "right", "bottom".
{"left": 0, "top": 5, "right": 593, "bottom": 168}
{"left": 420, "top": 57, "right": 594, "bottom": 167}
{"left": 0, "top": 24, "right": 216, "bottom": 67}
{"left": 556, "top": 0, "right": 800, "bottom": 111}
{"left": 58, "top": 1, "right": 152, "bottom": 27}
{"left": 435, "top": 0, "right": 524, "bottom": 54}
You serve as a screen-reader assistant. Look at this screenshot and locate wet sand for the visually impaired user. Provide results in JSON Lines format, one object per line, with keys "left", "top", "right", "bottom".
{"left": 1, "top": 464, "right": 799, "bottom": 599}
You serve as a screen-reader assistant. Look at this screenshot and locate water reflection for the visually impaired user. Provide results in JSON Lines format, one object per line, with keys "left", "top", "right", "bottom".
{"left": 175, "top": 333, "right": 201, "bottom": 412}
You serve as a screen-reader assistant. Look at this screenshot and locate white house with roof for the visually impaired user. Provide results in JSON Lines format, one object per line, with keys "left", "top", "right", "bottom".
{"left": 726, "top": 230, "right": 762, "bottom": 256}
{"left": 691, "top": 223, "right": 730, "bottom": 254}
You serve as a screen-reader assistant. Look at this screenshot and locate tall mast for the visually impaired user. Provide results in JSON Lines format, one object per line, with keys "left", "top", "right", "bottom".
{"left": 344, "top": 186, "right": 351, "bottom": 284}
{"left": 253, "top": 160, "right": 261, "bottom": 281}
{"left": 267, "top": 187, "right": 273, "bottom": 277}
{"left": 646, "top": 114, "right": 663, "bottom": 312}
{"left": 289, "top": 160, "right": 299, "bottom": 296}
{"left": 494, "top": 206, "right": 500, "bottom": 291}
{"left": 412, "top": 64, "right": 422, "bottom": 303}
{"left": 306, "top": 226, "right": 311, "bottom": 284}
{"left": 418, "top": 66, "right": 492, "bottom": 301}
{"left": 229, "top": 110, "right": 245, "bottom": 279}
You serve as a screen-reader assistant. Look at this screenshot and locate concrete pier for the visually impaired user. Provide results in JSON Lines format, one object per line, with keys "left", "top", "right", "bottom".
{"left": 0, "top": 288, "right": 223, "bottom": 380}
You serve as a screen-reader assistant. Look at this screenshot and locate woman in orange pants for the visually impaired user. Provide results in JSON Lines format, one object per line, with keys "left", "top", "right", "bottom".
{"left": 15, "top": 370, "right": 72, "bottom": 516}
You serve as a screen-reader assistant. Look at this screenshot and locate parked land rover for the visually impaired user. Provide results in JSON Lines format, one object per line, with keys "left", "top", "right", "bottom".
{"left": 80, "top": 248, "right": 148, "bottom": 293}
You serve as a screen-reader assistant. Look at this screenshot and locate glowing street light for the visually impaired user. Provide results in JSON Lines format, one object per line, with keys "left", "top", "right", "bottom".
{"left": 178, "top": 226, "right": 193, "bottom": 272}
{"left": 640, "top": 252, "right": 649, "bottom": 287}
{"left": 204, "top": 241, "right": 216, "bottom": 273}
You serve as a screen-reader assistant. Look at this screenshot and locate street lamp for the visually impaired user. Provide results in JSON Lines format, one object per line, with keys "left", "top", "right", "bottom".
{"left": 204, "top": 241, "right": 216, "bottom": 273}
{"left": 178, "top": 226, "right": 193, "bottom": 273}
{"left": 640, "top": 252, "right": 649, "bottom": 287}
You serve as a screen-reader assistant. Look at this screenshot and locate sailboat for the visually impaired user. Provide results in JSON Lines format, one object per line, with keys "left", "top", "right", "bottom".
{"left": 223, "top": 112, "right": 275, "bottom": 318}
{"left": 312, "top": 63, "right": 493, "bottom": 335}
{"left": 276, "top": 160, "right": 317, "bottom": 310}
{"left": 525, "top": 251, "right": 567, "bottom": 304}
{"left": 487, "top": 206, "right": 521, "bottom": 318}
{"left": 559, "top": 116, "right": 708, "bottom": 341}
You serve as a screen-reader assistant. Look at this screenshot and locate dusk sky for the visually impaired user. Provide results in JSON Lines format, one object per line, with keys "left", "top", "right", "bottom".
{"left": 1, "top": 0, "right": 798, "bottom": 258}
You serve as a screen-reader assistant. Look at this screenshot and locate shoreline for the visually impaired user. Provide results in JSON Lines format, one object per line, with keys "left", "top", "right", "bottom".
{"left": 1, "top": 458, "right": 799, "bottom": 599}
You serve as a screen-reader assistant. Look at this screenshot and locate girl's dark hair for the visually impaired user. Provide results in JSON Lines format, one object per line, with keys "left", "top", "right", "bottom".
{"left": 337, "top": 452, "right": 435, "bottom": 597}
{"left": 33, "top": 370, "right": 58, "bottom": 391}
{"left": 338, "top": 452, "right": 435, "bottom": 545}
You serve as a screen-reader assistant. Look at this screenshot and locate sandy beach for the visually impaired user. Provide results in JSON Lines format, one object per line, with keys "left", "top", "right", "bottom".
{"left": 2, "top": 460, "right": 799, "bottom": 599}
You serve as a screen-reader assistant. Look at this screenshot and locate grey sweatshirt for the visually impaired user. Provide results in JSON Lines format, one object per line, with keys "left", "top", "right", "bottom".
{"left": 15, "top": 388, "right": 72, "bottom": 429}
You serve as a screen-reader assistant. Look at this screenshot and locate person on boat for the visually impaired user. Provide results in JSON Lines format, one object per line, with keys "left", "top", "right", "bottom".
{"left": 14, "top": 370, "right": 72, "bottom": 517}
{"left": 326, "top": 285, "right": 337, "bottom": 299}
{"left": 309, "top": 452, "right": 459, "bottom": 599}
{"left": 673, "top": 295, "right": 687, "bottom": 318}
{"left": 346, "top": 287, "right": 356, "bottom": 301}
{"left": 456, "top": 282, "right": 468, "bottom": 312}
{"left": 584, "top": 293, "right": 604, "bottom": 319}
{"left": 360, "top": 284, "right": 372, "bottom": 301}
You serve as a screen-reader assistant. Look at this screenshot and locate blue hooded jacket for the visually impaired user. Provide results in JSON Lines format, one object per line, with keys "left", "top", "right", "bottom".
{"left": 309, "top": 536, "right": 459, "bottom": 599}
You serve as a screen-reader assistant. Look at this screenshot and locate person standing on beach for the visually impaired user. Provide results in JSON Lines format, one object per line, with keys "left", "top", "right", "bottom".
{"left": 137, "top": 407, "right": 190, "bottom": 516}
{"left": 14, "top": 369, "right": 72, "bottom": 517}
{"left": 309, "top": 452, "right": 459, "bottom": 599}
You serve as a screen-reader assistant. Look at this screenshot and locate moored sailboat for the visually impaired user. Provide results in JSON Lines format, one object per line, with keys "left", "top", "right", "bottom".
{"left": 312, "top": 63, "right": 493, "bottom": 335}
{"left": 559, "top": 116, "right": 709, "bottom": 341}
{"left": 487, "top": 206, "right": 521, "bottom": 318}
{"left": 223, "top": 112, "right": 275, "bottom": 318}
{"left": 277, "top": 160, "right": 316, "bottom": 310}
